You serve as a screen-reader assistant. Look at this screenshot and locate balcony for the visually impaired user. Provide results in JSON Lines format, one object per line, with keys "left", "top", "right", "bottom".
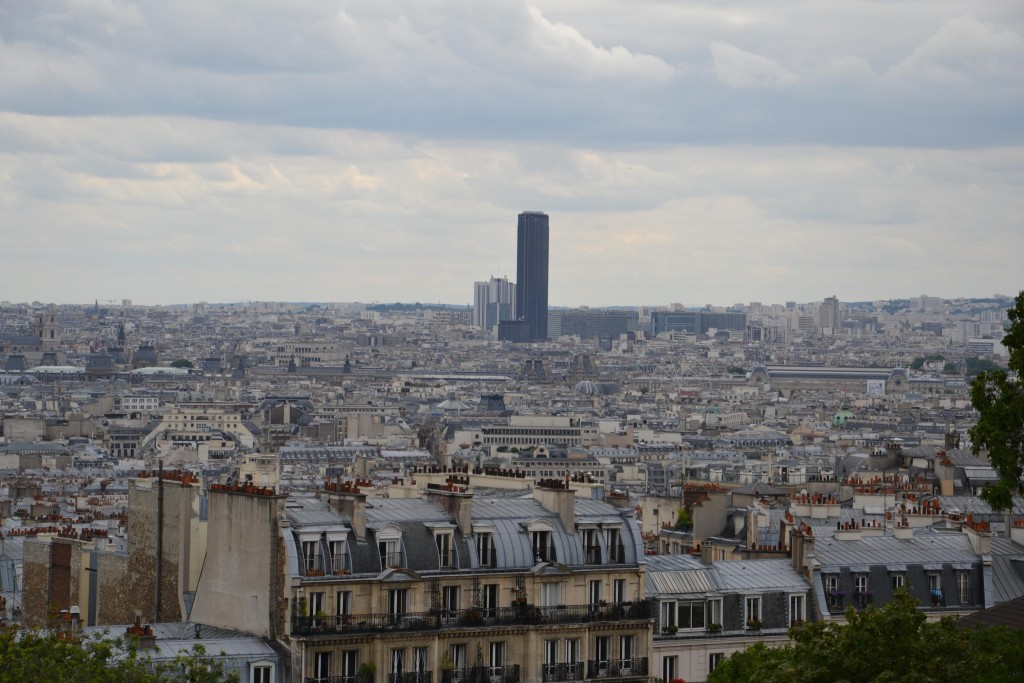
{"left": 331, "top": 553, "right": 352, "bottom": 575}
{"left": 438, "top": 549, "right": 457, "bottom": 569}
{"left": 305, "top": 675, "right": 372, "bottom": 683}
{"left": 381, "top": 551, "right": 406, "bottom": 569}
{"left": 292, "top": 601, "right": 653, "bottom": 637}
{"left": 584, "top": 545, "right": 602, "bottom": 564}
{"left": 478, "top": 546, "right": 498, "bottom": 568}
{"left": 389, "top": 672, "right": 432, "bottom": 683}
{"left": 533, "top": 545, "right": 556, "bottom": 563}
{"left": 441, "top": 665, "right": 519, "bottom": 683}
{"left": 586, "top": 658, "right": 648, "bottom": 680}
{"left": 541, "top": 662, "right": 583, "bottom": 682}
{"left": 607, "top": 544, "right": 626, "bottom": 564}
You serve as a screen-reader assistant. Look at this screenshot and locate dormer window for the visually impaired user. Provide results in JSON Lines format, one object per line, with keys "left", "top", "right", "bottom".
{"left": 532, "top": 530, "right": 552, "bottom": 563}
{"left": 377, "top": 527, "right": 403, "bottom": 569}
{"left": 477, "top": 532, "right": 494, "bottom": 567}
{"left": 300, "top": 535, "right": 323, "bottom": 575}
{"left": 581, "top": 527, "right": 600, "bottom": 564}
{"left": 605, "top": 527, "right": 623, "bottom": 563}
{"left": 436, "top": 531, "right": 454, "bottom": 568}
{"left": 327, "top": 534, "right": 349, "bottom": 575}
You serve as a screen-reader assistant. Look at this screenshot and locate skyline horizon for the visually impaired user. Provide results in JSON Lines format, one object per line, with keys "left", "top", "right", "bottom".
{"left": 4, "top": 290, "right": 1017, "bottom": 310}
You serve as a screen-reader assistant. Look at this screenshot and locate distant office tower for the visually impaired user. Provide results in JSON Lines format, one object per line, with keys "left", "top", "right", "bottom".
{"left": 819, "top": 295, "right": 840, "bottom": 335}
{"left": 515, "top": 211, "right": 549, "bottom": 341}
{"left": 473, "top": 276, "right": 515, "bottom": 332}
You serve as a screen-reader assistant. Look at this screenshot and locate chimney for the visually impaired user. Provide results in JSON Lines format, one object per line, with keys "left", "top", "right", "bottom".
{"left": 964, "top": 522, "right": 992, "bottom": 556}
{"left": 325, "top": 481, "right": 368, "bottom": 540}
{"left": 701, "top": 540, "right": 714, "bottom": 565}
{"left": 534, "top": 479, "right": 576, "bottom": 532}
{"left": 424, "top": 481, "right": 473, "bottom": 535}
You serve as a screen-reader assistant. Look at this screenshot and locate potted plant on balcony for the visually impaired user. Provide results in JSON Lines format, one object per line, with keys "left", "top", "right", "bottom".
{"left": 746, "top": 618, "right": 762, "bottom": 630}
{"left": 707, "top": 623, "right": 722, "bottom": 633}
{"left": 462, "top": 607, "right": 484, "bottom": 626}
{"left": 663, "top": 624, "right": 678, "bottom": 635}
{"left": 358, "top": 661, "right": 377, "bottom": 683}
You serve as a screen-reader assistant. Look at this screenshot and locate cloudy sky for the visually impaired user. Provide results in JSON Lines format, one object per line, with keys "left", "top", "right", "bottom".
{"left": 2, "top": 0, "right": 1022, "bottom": 307}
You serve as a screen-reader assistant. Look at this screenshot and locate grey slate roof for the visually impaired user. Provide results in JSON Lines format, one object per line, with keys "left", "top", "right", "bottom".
{"left": 813, "top": 529, "right": 979, "bottom": 572}
{"left": 708, "top": 559, "right": 809, "bottom": 593}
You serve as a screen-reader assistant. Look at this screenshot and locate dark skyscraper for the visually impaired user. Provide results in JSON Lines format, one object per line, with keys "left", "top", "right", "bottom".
{"left": 515, "top": 211, "right": 549, "bottom": 341}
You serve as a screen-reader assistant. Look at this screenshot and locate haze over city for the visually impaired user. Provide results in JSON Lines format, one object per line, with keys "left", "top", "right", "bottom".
{"left": 2, "top": 0, "right": 1023, "bottom": 306}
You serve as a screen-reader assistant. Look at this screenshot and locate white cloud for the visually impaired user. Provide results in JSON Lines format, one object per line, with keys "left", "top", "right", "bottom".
{"left": 526, "top": 7, "right": 675, "bottom": 83}
{"left": 886, "top": 15, "right": 1024, "bottom": 88}
{"left": 710, "top": 42, "right": 796, "bottom": 88}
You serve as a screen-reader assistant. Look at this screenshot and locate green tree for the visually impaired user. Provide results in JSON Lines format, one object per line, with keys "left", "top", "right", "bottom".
{"left": 0, "top": 626, "right": 240, "bottom": 683}
{"left": 708, "top": 591, "right": 1024, "bottom": 683}
{"left": 970, "top": 291, "right": 1024, "bottom": 511}
{"left": 170, "top": 359, "right": 194, "bottom": 368}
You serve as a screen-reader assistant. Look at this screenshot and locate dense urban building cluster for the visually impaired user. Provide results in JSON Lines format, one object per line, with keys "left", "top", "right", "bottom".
{"left": 0, "top": 217, "right": 1020, "bottom": 683}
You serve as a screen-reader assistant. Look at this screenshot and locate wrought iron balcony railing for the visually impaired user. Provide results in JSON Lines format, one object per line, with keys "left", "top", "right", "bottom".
{"left": 441, "top": 665, "right": 519, "bottom": 683}
{"left": 541, "top": 662, "right": 583, "bottom": 682}
{"left": 292, "top": 601, "right": 653, "bottom": 637}
{"left": 305, "top": 674, "right": 373, "bottom": 683}
{"left": 586, "top": 658, "right": 648, "bottom": 680}
{"left": 389, "top": 672, "right": 432, "bottom": 683}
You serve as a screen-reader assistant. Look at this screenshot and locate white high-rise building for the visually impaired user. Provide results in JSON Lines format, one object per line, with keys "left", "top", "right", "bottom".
{"left": 473, "top": 276, "right": 515, "bottom": 331}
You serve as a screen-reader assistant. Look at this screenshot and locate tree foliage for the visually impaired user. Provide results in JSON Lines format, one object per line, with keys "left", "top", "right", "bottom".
{"left": 0, "top": 626, "right": 239, "bottom": 683}
{"left": 970, "top": 291, "right": 1024, "bottom": 511}
{"left": 707, "top": 591, "right": 1024, "bottom": 683}
{"left": 170, "top": 359, "right": 194, "bottom": 368}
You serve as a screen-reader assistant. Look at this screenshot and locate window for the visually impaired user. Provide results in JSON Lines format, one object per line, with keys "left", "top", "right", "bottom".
{"left": 594, "top": 636, "right": 610, "bottom": 666}
{"left": 489, "top": 642, "right": 506, "bottom": 675}
{"left": 709, "top": 653, "right": 724, "bottom": 673}
{"left": 662, "top": 656, "right": 677, "bottom": 683}
{"left": 341, "top": 651, "right": 359, "bottom": 682}
{"left": 532, "top": 530, "right": 552, "bottom": 562}
{"left": 566, "top": 638, "right": 581, "bottom": 678}
{"left": 251, "top": 664, "right": 273, "bottom": 683}
{"left": 312, "top": 652, "right": 331, "bottom": 682}
{"left": 660, "top": 601, "right": 676, "bottom": 632}
{"left": 443, "top": 585, "right": 460, "bottom": 612}
{"left": 436, "top": 532, "right": 454, "bottom": 568}
{"left": 582, "top": 528, "right": 600, "bottom": 563}
{"left": 589, "top": 580, "right": 603, "bottom": 606}
{"left": 855, "top": 574, "right": 868, "bottom": 594}
{"left": 929, "top": 574, "right": 944, "bottom": 606}
{"left": 477, "top": 533, "right": 493, "bottom": 567}
{"left": 391, "top": 650, "right": 406, "bottom": 679}
{"left": 745, "top": 596, "right": 761, "bottom": 625}
{"left": 708, "top": 598, "right": 722, "bottom": 629}
{"left": 309, "top": 591, "right": 324, "bottom": 618}
{"left": 483, "top": 584, "right": 499, "bottom": 616}
{"left": 540, "top": 581, "right": 562, "bottom": 607}
{"left": 789, "top": 594, "right": 805, "bottom": 626}
{"left": 329, "top": 539, "right": 348, "bottom": 574}
{"left": 619, "top": 635, "right": 635, "bottom": 661}
{"left": 379, "top": 534, "right": 402, "bottom": 568}
{"left": 336, "top": 590, "right": 352, "bottom": 618}
{"left": 544, "top": 639, "right": 559, "bottom": 678}
{"left": 613, "top": 579, "right": 626, "bottom": 604}
{"left": 892, "top": 573, "right": 905, "bottom": 591}
{"left": 388, "top": 588, "right": 408, "bottom": 617}
{"left": 605, "top": 528, "right": 622, "bottom": 562}
{"left": 450, "top": 644, "right": 467, "bottom": 671}
{"left": 677, "top": 600, "right": 705, "bottom": 630}
{"left": 958, "top": 573, "right": 971, "bottom": 604}
{"left": 413, "top": 648, "right": 429, "bottom": 675}
{"left": 825, "top": 575, "right": 843, "bottom": 608}
{"left": 302, "top": 539, "right": 322, "bottom": 574}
